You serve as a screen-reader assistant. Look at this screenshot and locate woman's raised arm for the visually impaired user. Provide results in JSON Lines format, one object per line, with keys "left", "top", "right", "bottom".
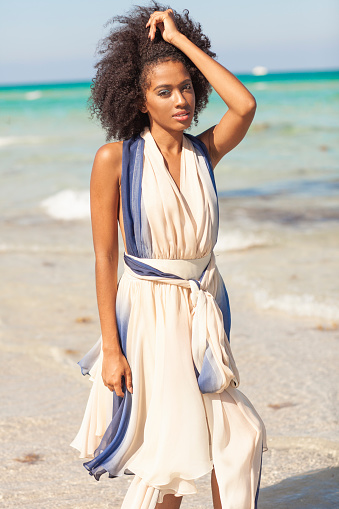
{"left": 147, "top": 9, "right": 256, "bottom": 168}
{"left": 90, "top": 142, "right": 133, "bottom": 397}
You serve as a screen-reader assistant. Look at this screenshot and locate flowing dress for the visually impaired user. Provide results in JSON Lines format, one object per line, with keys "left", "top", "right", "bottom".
{"left": 71, "top": 127, "right": 267, "bottom": 508}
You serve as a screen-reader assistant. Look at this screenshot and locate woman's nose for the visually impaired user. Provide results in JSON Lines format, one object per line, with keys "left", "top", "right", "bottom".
{"left": 173, "top": 90, "right": 187, "bottom": 107}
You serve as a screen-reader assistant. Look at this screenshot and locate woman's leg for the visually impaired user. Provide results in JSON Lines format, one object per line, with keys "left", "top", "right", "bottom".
{"left": 155, "top": 494, "right": 183, "bottom": 508}
{"left": 155, "top": 471, "right": 220, "bottom": 508}
{"left": 211, "top": 468, "right": 222, "bottom": 509}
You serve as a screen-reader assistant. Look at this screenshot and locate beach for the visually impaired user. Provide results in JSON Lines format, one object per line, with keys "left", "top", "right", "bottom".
{"left": 1, "top": 71, "right": 338, "bottom": 507}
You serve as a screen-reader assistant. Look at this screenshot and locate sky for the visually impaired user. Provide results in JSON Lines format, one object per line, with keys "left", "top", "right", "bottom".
{"left": 1, "top": 0, "right": 338, "bottom": 84}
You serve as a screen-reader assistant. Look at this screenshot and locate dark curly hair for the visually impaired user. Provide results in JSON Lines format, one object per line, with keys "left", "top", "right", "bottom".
{"left": 89, "top": 1, "right": 216, "bottom": 141}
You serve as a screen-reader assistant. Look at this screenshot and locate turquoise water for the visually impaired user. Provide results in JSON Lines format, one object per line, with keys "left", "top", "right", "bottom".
{"left": 0, "top": 70, "right": 338, "bottom": 217}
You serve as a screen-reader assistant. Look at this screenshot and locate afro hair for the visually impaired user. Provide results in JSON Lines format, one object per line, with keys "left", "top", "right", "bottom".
{"left": 89, "top": 1, "right": 216, "bottom": 141}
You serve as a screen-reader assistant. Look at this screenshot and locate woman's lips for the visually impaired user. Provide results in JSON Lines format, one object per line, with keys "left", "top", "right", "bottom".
{"left": 173, "top": 111, "right": 190, "bottom": 121}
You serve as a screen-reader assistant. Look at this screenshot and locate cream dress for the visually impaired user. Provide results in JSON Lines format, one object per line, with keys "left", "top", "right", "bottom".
{"left": 71, "top": 128, "right": 267, "bottom": 508}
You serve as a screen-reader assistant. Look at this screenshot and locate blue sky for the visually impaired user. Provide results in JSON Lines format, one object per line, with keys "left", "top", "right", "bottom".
{"left": 1, "top": 0, "right": 338, "bottom": 84}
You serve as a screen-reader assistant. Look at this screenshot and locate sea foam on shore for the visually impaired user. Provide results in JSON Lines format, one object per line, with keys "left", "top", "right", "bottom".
{"left": 41, "top": 190, "right": 90, "bottom": 220}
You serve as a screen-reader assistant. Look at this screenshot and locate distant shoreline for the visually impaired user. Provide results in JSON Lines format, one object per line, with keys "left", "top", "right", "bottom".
{"left": 1, "top": 68, "right": 338, "bottom": 90}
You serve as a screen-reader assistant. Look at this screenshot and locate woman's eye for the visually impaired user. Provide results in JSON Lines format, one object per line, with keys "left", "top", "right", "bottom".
{"left": 158, "top": 89, "right": 170, "bottom": 97}
{"left": 183, "top": 84, "right": 192, "bottom": 90}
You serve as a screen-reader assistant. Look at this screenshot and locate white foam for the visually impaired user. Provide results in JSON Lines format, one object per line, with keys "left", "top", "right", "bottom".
{"left": 25, "top": 91, "right": 42, "bottom": 100}
{"left": 215, "top": 230, "right": 272, "bottom": 252}
{"left": 252, "top": 66, "right": 268, "bottom": 76}
{"left": 0, "top": 135, "right": 46, "bottom": 147}
{"left": 41, "top": 190, "right": 90, "bottom": 220}
{"left": 254, "top": 290, "right": 339, "bottom": 322}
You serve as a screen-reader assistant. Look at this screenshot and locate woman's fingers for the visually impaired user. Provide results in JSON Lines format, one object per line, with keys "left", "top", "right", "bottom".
{"left": 145, "top": 10, "right": 164, "bottom": 28}
{"left": 105, "top": 374, "right": 124, "bottom": 397}
{"left": 149, "top": 15, "right": 162, "bottom": 40}
{"left": 108, "top": 374, "right": 132, "bottom": 397}
{"left": 125, "top": 367, "right": 133, "bottom": 394}
{"left": 102, "top": 351, "right": 133, "bottom": 397}
{"left": 146, "top": 9, "right": 176, "bottom": 42}
{"left": 107, "top": 383, "right": 115, "bottom": 393}
{"left": 103, "top": 369, "right": 133, "bottom": 397}
{"left": 114, "top": 381, "right": 125, "bottom": 398}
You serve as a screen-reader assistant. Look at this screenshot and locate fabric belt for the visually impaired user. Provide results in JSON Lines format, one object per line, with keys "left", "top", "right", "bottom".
{"left": 123, "top": 251, "right": 239, "bottom": 394}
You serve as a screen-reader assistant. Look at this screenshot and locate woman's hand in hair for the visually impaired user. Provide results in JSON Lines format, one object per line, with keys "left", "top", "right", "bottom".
{"left": 146, "top": 9, "right": 179, "bottom": 44}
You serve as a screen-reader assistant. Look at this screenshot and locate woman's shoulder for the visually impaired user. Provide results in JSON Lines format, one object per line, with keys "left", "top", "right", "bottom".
{"left": 91, "top": 141, "right": 124, "bottom": 185}
{"left": 95, "top": 141, "right": 123, "bottom": 165}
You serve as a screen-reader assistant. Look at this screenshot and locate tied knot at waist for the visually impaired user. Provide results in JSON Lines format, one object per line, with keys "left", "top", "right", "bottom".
{"left": 123, "top": 252, "right": 240, "bottom": 394}
{"left": 189, "top": 278, "right": 203, "bottom": 306}
{"left": 188, "top": 278, "right": 218, "bottom": 310}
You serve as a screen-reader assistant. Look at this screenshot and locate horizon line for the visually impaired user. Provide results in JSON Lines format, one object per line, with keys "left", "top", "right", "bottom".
{"left": 1, "top": 67, "right": 338, "bottom": 88}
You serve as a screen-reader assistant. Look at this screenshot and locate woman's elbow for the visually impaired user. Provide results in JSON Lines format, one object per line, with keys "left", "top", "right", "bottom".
{"left": 241, "top": 96, "right": 257, "bottom": 117}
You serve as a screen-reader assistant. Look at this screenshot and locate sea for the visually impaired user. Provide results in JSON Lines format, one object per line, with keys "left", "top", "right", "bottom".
{"left": 1, "top": 70, "right": 339, "bottom": 507}
{"left": 1, "top": 70, "right": 339, "bottom": 323}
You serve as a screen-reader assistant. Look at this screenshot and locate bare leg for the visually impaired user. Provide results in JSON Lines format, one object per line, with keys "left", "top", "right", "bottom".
{"left": 211, "top": 468, "right": 222, "bottom": 509}
{"left": 155, "top": 493, "right": 183, "bottom": 509}
{"left": 155, "top": 470, "right": 220, "bottom": 509}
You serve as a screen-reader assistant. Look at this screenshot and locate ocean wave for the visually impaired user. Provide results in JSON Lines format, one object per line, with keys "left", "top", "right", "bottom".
{"left": 215, "top": 230, "right": 272, "bottom": 252}
{"left": 249, "top": 121, "right": 339, "bottom": 135}
{"left": 254, "top": 290, "right": 339, "bottom": 322}
{"left": 41, "top": 189, "right": 90, "bottom": 220}
{"left": 25, "top": 91, "right": 42, "bottom": 101}
{"left": 0, "top": 135, "right": 47, "bottom": 147}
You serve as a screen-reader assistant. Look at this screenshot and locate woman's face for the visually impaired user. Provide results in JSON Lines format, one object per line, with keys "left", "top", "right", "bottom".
{"left": 141, "top": 60, "right": 195, "bottom": 132}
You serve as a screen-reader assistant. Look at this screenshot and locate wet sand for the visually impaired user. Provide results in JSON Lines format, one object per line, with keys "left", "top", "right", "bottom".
{"left": 1, "top": 209, "right": 338, "bottom": 508}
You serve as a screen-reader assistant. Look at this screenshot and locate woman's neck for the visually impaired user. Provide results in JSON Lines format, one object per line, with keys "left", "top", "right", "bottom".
{"left": 148, "top": 125, "right": 184, "bottom": 156}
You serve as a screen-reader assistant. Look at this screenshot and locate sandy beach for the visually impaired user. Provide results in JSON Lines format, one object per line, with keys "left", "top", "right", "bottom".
{"left": 1, "top": 193, "right": 338, "bottom": 508}
{"left": 1, "top": 73, "right": 338, "bottom": 507}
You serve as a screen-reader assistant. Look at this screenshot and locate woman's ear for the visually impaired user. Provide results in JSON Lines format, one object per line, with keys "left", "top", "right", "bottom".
{"left": 137, "top": 94, "right": 148, "bottom": 114}
{"left": 139, "top": 103, "right": 148, "bottom": 114}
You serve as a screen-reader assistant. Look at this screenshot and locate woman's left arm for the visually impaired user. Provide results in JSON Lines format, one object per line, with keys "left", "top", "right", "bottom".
{"left": 147, "top": 9, "right": 256, "bottom": 168}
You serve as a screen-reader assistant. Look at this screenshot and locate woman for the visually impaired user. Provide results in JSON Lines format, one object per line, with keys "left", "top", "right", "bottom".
{"left": 71, "top": 4, "right": 267, "bottom": 508}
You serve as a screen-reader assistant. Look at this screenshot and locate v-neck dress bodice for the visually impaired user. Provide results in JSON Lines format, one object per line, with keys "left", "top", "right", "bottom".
{"left": 121, "top": 127, "right": 218, "bottom": 260}
{"left": 71, "top": 128, "right": 267, "bottom": 509}
{"left": 138, "top": 128, "right": 218, "bottom": 260}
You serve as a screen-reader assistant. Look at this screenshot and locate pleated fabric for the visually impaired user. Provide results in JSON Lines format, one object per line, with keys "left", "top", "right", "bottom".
{"left": 71, "top": 128, "right": 267, "bottom": 508}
